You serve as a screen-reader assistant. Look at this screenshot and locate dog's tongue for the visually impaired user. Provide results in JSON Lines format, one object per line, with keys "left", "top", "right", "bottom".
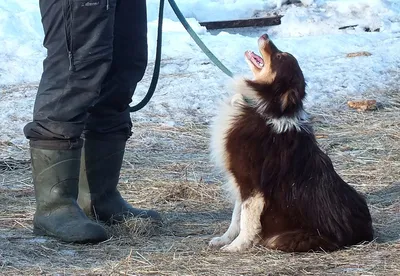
{"left": 245, "top": 51, "right": 264, "bottom": 68}
{"left": 252, "top": 52, "right": 264, "bottom": 64}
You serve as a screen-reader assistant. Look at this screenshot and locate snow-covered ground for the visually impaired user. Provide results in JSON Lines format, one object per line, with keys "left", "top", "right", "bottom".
{"left": 0, "top": 0, "right": 399, "bottom": 149}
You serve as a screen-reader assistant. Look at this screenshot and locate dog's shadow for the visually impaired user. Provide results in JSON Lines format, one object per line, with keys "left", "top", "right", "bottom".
{"left": 161, "top": 209, "right": 232, "bottom": 237}
{"left": 366, "top": 182, "right": 400, "bottom": 243}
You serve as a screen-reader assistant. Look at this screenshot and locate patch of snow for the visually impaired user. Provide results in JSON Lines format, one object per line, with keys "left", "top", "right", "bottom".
{"left": 28, "top": 237, "right": 47, "bottom": 244}
{"left": 0, "top": 0, "right": 399, "bottom": 149}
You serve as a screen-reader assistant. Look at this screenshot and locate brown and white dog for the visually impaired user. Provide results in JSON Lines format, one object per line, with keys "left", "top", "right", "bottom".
{"left": 209, "top": 34, "right": 373, "bottom": 252}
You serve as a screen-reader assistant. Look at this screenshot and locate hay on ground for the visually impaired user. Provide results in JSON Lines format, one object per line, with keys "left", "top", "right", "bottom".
{"left": 0, "top": 91, "right": 399, "bottom": 276}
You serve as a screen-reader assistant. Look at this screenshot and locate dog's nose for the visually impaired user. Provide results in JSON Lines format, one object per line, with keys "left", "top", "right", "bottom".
{"left": 262, "top": 34, "right": 269, "bottom": 40}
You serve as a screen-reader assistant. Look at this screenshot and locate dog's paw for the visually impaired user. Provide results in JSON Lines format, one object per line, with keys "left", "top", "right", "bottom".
{"left": 230, "top": 93, "right": 245, "bottom": 107}
{"left": 220, "top": 240, "right": 251, "bottom": 252}
{"left": 209, "top": 236, "right": 232, "bottom": 248}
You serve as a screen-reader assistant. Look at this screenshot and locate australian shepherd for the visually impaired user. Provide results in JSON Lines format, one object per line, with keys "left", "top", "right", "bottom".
{"left": 209, "top": 34, "right": 374, "bottom": 252}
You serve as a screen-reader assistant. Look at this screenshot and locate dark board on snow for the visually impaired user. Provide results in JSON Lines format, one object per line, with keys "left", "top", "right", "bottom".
{"left": 199, "top": 16, "right": 282, "bottom": 30}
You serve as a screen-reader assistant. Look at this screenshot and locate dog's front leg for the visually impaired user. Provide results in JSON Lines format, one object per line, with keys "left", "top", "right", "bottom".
{"left": 209, "top": 199, "right": 241, "bottom": 248}
{"left": 221, "top": 193, "right": 264, "bottom": 252}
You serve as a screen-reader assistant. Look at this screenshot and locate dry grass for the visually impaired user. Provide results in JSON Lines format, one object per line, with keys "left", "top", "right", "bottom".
{"left": 0, "top": 92, "right": 399, "bottom": 275}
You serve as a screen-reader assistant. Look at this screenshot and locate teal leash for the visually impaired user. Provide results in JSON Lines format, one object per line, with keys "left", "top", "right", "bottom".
{"left": 130, "top": 0, "right": 234, "bottom": 112}
{"left": 167, "top": 0, "right": 234, "bottom": 78}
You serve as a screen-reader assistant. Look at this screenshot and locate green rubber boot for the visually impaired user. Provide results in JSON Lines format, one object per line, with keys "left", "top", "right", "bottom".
{"left": 78, "top": 138, "right": 162, "bottom": 224}
{"left": 31, "top": 147, "right": 108, "bottom": 243}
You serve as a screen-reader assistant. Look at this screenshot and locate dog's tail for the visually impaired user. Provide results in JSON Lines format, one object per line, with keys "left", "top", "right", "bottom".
{"left": 262, "top": 230, "right": 339, "bottom": 252}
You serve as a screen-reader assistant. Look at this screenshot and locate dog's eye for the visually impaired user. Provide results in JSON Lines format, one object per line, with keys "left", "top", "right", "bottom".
{"left": 276, "top": 54, "right": 282, "bottom": 60}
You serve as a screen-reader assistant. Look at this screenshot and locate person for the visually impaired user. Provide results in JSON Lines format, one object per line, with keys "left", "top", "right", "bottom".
{"left": 23, "top": 0, "right": 161, "bottom": 244}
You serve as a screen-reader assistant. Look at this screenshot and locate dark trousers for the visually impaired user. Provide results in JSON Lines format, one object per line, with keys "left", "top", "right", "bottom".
{"left": 23, "top": 0, "right": 148, "bottom": 149}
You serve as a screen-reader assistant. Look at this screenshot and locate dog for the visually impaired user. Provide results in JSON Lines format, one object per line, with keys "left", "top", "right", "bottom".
{"left": 208, "top": 34, "right": 374, "bottom": 252}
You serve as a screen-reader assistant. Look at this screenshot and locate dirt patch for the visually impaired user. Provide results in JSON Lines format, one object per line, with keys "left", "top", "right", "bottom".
{"left": 0, "top": 94, "right": 399, "bottom": 275}
{"left": 346, "top": 51, "right": 373, "bottom": 58}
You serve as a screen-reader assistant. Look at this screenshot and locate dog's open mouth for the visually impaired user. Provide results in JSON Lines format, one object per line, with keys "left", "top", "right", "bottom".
{"left": 245, "top": 51, "right": 264, "bottom": 69}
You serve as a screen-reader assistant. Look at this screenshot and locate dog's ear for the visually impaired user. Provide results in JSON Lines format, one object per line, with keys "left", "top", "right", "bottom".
{"left": 280, "top": 88, "right": 300, "bottom": 112}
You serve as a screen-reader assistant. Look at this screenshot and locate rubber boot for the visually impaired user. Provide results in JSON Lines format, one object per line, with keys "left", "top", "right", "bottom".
{"left": 78, "top": 138, "right": 162, "bottom": 224}
{"left": 31, "top": 147, "right": 109, "bottom": 243}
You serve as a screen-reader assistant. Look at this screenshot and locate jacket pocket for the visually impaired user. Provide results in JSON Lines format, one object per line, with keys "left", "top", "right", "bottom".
{"left": 70, "top": 0, "right": 115, "bottom": 67}
{"left": 63, "top": 0, "right": 75, "bottom": 71}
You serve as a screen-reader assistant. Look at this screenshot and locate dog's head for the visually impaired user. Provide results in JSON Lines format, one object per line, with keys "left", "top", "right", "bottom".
{"left": 244, "top": 34, "right": 306, "bottom": 117}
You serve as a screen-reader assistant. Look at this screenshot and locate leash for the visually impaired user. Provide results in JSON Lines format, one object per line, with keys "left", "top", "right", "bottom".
{"left": 129, "top": 0, "right": 164, "bottom": 112}
{"left": 167, "top": 0, "right": 234, "bottom": 78}
{"left": 129, "top": 0, "right": 234, "bottom": 112}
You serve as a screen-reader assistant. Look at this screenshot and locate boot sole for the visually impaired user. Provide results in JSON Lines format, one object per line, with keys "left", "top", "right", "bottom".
{"left": 33, "top": 225, "right": 107, "bottom": 244}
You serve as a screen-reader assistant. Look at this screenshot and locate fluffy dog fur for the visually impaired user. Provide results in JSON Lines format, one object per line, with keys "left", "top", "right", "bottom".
{"left": 209, "top": 34, "right": 374, "bottom": 252}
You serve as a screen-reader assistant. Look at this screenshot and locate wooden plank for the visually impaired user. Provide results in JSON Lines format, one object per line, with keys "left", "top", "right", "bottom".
{"left": 199, "top": 16, "right": 282, "bottom": 30}
{"left": 339, "top": 24, "right": 358, "bottom": 30}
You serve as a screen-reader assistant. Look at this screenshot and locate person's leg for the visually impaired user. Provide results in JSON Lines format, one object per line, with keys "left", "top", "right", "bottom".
{"left": 23, "top": 0, "right": 118, "bottom": 242}
{"left": 78, "top": 0, "right": 161, "bottom": 223}
{"left": 84, "top": 0, "right": 148, "bottom": 135}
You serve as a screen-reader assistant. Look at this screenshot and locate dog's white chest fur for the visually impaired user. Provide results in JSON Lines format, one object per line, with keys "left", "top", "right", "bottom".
{"left": 209, "top": 84, "right": 248, "bottom": 172}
